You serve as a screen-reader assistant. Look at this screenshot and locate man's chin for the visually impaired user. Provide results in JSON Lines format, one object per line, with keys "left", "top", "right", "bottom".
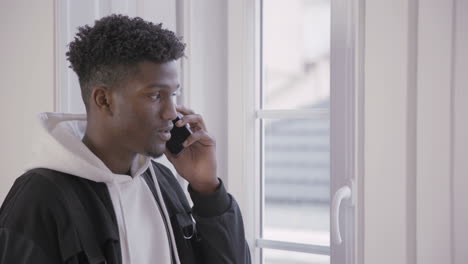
{"left": 143, "top": 145, "right": 166, "bottom": 159}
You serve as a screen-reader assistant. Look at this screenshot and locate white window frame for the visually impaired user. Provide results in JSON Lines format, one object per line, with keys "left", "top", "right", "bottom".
{"left": 227, "top": 0, "right": 261, "bottom": 261}
{"left": 227, "top": 0, "right": 364, "bottom": 263}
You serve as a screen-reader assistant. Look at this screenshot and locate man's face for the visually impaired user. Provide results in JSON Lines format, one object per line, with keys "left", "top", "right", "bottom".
{"left": 108, "top": 60, "right": 179, "bottom": 158}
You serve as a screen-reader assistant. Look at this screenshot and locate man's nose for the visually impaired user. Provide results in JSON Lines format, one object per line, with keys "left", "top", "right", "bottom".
{"left": 161, "top": 98, "right": 178, "bottom": 121}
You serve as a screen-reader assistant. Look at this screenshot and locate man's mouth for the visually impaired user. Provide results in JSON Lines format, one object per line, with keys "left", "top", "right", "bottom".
{"left": 157, "top": 125, "right": 173, "bottom": 141}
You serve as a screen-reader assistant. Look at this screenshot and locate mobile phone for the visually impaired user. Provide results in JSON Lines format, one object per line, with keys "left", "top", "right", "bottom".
{"left": 166, "top": 116, "right": 192, "bottom": 156}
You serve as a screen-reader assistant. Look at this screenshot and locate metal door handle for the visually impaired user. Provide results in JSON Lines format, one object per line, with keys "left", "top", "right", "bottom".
{"left": 331, "top": 183, "right": 353, "bottom": 245}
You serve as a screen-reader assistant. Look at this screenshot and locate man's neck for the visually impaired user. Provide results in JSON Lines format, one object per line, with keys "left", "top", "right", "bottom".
{"left": 82, "top": 131, "right": 135, "bottom": 176}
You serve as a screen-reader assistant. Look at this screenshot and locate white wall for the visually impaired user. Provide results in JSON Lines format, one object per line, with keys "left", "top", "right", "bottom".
{"left": 0, "top": 0, "right": 55, "bottom": 202}
{"left": 453, "top": 0, "right": 468, "bottom": 262}
{"left": 364, "top": 0, "right": 468, "bottom": 263}
{"left": 364, "top": 0, "right": 415, "bottom": 263}
{"left": 417, "top": 0, "right": 454, "bottom": 262}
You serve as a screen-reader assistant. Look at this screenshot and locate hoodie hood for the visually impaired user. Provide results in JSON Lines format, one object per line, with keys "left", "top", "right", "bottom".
{"left": 25, "top": 112, "right": 152, "bottom": 183}
{"left": 25, "top": 112, "right": 180, "bottom": 264}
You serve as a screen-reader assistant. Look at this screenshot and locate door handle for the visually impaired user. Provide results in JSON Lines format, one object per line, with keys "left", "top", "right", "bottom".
{"left": 331, "top": 182, "right": 353, "bottom": 245}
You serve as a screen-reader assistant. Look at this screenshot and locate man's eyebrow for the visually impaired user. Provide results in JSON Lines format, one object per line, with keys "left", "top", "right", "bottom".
{"left": 145, "top": 83, "right": 181, "bottom": 90}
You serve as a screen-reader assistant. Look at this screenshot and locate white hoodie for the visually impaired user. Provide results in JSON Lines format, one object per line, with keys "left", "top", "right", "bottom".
{"left": 25, "top": 112, "right": 180, "bottom": 264}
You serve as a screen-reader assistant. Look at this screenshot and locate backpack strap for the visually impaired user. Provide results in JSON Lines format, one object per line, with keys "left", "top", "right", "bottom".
{"left": 30, "top": 168, "right": 106, "bottom": 264}
{"left": 148, "top": 164, "right": 199, "bottom": 242}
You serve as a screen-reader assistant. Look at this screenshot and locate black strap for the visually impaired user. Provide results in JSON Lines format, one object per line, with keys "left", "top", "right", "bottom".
{"left": 31, "top": 168, "right": 106, "bottom": 264}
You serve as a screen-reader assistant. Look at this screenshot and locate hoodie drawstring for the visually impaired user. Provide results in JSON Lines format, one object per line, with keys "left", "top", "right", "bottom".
{"left": 112, "top": 182, "right": 133, "bottom": 263}
{"left": 148, "top": 165, "right": 180, "bottom": 264}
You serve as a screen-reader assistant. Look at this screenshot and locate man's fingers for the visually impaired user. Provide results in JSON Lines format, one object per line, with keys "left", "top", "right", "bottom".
{"left": 182, "top": 130, "right": 215, "bottom": 148}
{"left": 174, "top": 105, "right": 209, "bottom": 133}
{"left": 176, "top": 105, "right": 195, "bottom": 115}
{"left": 176, "top": 114, "right": 206, "bottom": 131}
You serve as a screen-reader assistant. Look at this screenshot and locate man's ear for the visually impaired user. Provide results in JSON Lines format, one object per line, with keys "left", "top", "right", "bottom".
{"left": 91, "top": 86, "right": 114, "bottom": 115}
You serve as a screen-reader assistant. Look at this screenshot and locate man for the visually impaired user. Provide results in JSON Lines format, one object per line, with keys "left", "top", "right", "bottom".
{"left": 0, "top": 14, "right": 251, "bottom": 264}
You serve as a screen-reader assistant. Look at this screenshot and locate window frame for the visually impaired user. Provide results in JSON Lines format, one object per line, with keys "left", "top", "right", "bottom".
{"left": 227, "top": 0, "right": 262, "bottom": 261}
{"left": 227, "top": 0, "right": 363, "bottom": 263}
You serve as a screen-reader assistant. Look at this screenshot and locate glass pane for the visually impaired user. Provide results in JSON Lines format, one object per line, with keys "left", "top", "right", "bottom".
{"left": 263, "top": 117, "right": 330, "bottom": 246}
{"left": 262, "top": 0, "right": 330, "bottom": 110}
{"left": 263, "top": 248, "right": 329, "bottom": 264}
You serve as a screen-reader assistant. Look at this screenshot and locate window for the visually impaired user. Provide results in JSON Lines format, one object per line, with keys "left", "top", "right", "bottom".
{"left": 227, "top": 0, "right": 358, "bottom": 263}
{"left": 260, "top": 0, "right": 330, "bottom": 263}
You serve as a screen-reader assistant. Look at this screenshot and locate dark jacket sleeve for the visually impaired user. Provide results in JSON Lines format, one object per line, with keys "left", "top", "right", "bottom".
{"left": 0, "top": 227, "right": 56, "bottom": 264}
{"left": 188, "top": 179, "right": 252, "bottom": 264}
{"left": 0, "top": 173, "right": 65, "bottom": 264}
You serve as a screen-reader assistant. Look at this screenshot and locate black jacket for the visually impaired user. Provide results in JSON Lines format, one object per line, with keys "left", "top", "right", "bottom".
{"left": 0, "top": 161, "right": 251, "bottom": 264}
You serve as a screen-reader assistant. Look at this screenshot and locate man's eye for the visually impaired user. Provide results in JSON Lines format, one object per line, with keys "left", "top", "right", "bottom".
{"left": 172, "top": 90, "right": 181, "bottom": 97}
{"left": 149, "top": 94, "right": 161, "bottom": 100}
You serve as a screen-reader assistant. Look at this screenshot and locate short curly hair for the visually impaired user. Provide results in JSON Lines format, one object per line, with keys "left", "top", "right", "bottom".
{"left": 66, "top": 14, "right": 186, "bottom": 110}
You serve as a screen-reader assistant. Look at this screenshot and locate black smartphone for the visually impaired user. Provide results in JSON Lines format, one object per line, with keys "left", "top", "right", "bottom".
{"left": 166, "top": 116, "right": 192, "bottom": 156}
